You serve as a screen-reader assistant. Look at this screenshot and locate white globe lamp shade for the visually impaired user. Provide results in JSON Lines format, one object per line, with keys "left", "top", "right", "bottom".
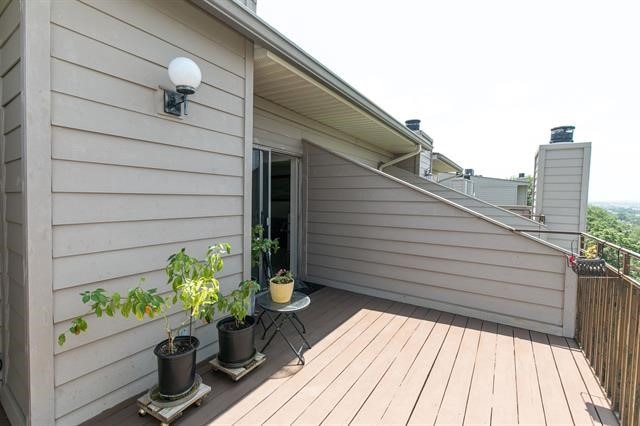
{"left": 168, "top": 57, "right": 202, "bottom": 95}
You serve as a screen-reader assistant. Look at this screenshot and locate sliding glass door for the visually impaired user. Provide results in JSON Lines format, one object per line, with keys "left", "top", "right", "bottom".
{"left": 252, "top": 148, "right": 299, "bottom": 287}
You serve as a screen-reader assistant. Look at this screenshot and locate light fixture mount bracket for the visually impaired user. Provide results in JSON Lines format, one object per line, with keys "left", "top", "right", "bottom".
{"left": 164, "top": 89, "right": 186, "bottom": 116}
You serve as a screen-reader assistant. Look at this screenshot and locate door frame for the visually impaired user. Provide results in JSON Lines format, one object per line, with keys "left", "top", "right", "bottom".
{"left": 252, "top": 144, "right": 302, "bottom": 279}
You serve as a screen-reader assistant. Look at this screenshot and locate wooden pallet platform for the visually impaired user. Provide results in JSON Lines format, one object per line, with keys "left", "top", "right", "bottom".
{"left": 210, "top": 352, "right": 266, "bottom": 381}
{"left": 136, "top": 378, "right": 210, "bottom": 426}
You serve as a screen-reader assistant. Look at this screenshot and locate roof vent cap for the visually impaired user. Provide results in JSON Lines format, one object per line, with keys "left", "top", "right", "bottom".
{"left": 405, "top": 119, "right": 421, "bottom": 131}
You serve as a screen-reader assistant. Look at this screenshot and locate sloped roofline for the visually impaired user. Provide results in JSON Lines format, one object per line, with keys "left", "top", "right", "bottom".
{"left": 303, "top": 140, "right": 569, "bottom": 255}
{"left": 192, "top": 0, "right": 433, "bottom": 150}
{"left": 432, "top": 152, "right": 463, "bottom": 173}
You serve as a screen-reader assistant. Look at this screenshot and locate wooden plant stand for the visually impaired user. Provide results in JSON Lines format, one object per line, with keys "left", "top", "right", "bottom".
{"left": 209, "top": 352, "right": 266, "bottom": 381}
{"left": 136, "top": 375, "right": 210, "bottom": 426}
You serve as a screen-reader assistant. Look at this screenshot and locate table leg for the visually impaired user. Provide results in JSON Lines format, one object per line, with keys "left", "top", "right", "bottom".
{"left": 292, "top": 313, "right": 306, "bottom": 333}
{"left": 287, "top": 314, "right": 311, "bottom": 350}
{"left": 260, "top": 311, "right": 286, "bottom": 352}
{"left": 261, "top": 312, "right": 281, "bottom": 339}
{"left": 260, "top": 312, "right": 308, "bottom": 364}
{"left": 255, "top": 309, "right": 266, "bottom": 334}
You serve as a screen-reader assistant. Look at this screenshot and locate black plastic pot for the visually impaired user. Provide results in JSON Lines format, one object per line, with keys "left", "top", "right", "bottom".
{"left": 153, "top": 335, "right": 199, "bottom": 398}
{"left": 217, "top": 316, "right": 256, "bottom": 368}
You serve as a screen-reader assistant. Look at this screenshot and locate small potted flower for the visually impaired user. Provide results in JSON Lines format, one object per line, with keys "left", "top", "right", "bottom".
{"left": 569, "top": 243, "right": 606, "bottom": 276}
{"left": 269, "top": 269, "right": 294, "bottom": 303}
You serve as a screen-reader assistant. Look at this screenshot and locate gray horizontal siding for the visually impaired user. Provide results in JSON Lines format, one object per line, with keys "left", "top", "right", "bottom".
{"left": 0, "top": 0, "right": 27, "bottom": 423}
{"left": 387, "top": 166, "right": 543, "bottom": 231}
{"left": 534, "top": 144, "right": 589, "bottom": 251}
{"left": 50, "top": 1, "right": 248, "bottom": 423}
{"left": 304, "top": 143, "right": 567, "bottom": 335}
{"left": 473, "top": 178, "right": 520, "bottom": 205}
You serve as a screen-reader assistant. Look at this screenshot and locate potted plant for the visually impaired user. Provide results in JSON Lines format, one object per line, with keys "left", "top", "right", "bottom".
{"left": 269, "top": 269, "right": 295, "bottom": 303}
{"left": 212, "top": 279, "right": 261, "bottom": 368}
{"left": 251, "top": 224, "right": 279, "bottom": 282}
{"left": 569, "top": 243, "right": 606, "bottom": 276}
{"left": 58, "top": 243, "right": 230, "bottom": 399}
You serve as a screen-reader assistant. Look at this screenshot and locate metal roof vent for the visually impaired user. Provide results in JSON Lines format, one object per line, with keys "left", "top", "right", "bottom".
{"left": 405, "top": 119, "right": 421, "bottom": 131}
{"left": 550, "top": 126, "right": 575, "bottom": 143}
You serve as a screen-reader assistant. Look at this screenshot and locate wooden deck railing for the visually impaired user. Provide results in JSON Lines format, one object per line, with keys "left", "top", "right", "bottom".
{"left": 575, "top": 234, "right": 640, "bottom": 425}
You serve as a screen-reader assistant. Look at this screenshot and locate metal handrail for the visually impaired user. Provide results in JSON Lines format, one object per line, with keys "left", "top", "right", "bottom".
{"left": 582, "top": 232, "right": 640, "bottom": 259}
{"left": 580, "top": 233, "right": 640, "bottom": 284}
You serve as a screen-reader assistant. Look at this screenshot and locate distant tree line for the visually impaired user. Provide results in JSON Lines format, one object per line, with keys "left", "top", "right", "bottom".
{"left": 587, "top": 206, "right": 640, "bottom": 279}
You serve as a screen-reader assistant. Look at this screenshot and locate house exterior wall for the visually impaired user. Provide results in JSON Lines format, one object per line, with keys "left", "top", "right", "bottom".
{"left": 49, "top": 1, "right": 251, "bottom": 423}
{"left": 472, "top": 176, "right": 521, "bottom": 205}
{"left": 445, "top": 177, "right": 475, "bottom": 196}
{"left": 394, "top": 154, "right": 417, "bottom": 174}
{"left": 418, "top": 150, "right": 431, "bottom": 177}
{"left": 254, "top": 96, "right": 392, "bottom": 165}
{"left": 517, "top": 185, "right": 528, "bottom": 205}
{"left": 304, "top": 142, "right": 569, "bottom": 336}
{"left": 0, "top": 0, "right": 28, "bottom": 423}
{"left": 533, "top": 142, "right": 591, "bottom": 252}
{"left": 387, "top": 167, "right": 543, "bottom": 231}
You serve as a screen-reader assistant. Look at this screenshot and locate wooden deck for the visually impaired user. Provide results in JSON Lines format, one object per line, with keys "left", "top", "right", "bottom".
{"left": 91, "top": 287, "right": 617, "bottom": 425}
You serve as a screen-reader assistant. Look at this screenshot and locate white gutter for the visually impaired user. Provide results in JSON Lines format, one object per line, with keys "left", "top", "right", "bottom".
{"left": 378, "top": 143, "right": 422, "bottom": 172}
{"left": 191, "top": 0, "right": 433, "bottom": 151}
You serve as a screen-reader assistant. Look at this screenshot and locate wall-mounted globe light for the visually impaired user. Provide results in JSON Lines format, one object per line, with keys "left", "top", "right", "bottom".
{"left": 164, "top": 57, "right": 202, "bottom": 116}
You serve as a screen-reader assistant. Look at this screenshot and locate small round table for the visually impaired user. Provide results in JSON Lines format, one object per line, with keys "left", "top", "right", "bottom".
{"left": 256, "top": 291, "right": 311, "bottom": 364}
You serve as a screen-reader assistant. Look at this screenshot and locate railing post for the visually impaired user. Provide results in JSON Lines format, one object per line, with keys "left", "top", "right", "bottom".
{"left": 623, "top": 253, "right": 631, "bottom": 276}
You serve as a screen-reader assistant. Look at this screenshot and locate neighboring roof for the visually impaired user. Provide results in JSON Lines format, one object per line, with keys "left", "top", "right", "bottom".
{"left": 471, "top": 175, "right": 529, "bottom": 186}
{"left": 192, "top": 0, "right": 433, "bottom": 154}
{"left": 431, "top": 152, "right": 463, "bottom": 174}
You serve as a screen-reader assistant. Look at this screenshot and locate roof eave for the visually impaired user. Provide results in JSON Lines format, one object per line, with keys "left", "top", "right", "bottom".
{"left": 191, "top": 0, "right": 433, "bottom": 151}
{"left": 432, "top": 152, "right": 463, "bottom": 173}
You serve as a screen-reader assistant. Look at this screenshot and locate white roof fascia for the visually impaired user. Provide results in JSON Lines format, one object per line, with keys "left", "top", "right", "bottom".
{"left": 432, "top": 152, "right": 463, "bottom": 173}
{"left": 192, "top": 0, "right": 433, "bottom": 151}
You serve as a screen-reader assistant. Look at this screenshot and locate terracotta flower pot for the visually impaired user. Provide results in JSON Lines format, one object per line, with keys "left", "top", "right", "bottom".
{"left": 269, "top": 278, "right": 294, "bottom": 303}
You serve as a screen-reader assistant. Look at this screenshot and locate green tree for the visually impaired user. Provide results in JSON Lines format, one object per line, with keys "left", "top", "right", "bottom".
{"left": 586, "top": 206, "right": 640, "bottom": 279}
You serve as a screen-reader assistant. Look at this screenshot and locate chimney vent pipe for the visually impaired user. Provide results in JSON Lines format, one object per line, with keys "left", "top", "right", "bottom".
{"left": 405, "top": 119, "right": 421, "bottom": 131}
{"left": 550, "top": 126, "right": 575, "bottom": 143}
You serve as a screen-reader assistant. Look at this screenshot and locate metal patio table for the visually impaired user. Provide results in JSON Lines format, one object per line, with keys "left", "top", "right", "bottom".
{"left": 256, "top": 291, "right": 311, "bottom": 364}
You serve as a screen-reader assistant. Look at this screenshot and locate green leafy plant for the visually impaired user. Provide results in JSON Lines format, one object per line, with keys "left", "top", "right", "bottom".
{"left": 251, "top": 224, "right": 279, "bottom": 268}
{"left": 270, "top": 269, "right": 294, "bottom": 284}
{"left": 57, "top": 279, "right": 167, "bottom": 347}
{"left": 215, "top": 279, "right": 260, "bottom": 328}
{"left": 58, "top": 242, "right": 232, "bottom": 354}
{"left": 166, "top": 243, "right": 230, "bottom": 318}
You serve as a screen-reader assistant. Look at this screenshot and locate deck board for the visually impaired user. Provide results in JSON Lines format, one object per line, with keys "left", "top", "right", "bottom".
{"left": 86, "top": 287, "right": 617, "bottom": 426}
{"left": 530, "top": 330, "right": 574, "bottom": 424}
{"left": 514, "top": 328, "right": 546, "bottom": 424}
{"left": 435, "top": 317, "right": 482, "bottom": 425}
{"left": 492, "top": 324, "right": 519, "bottom": 425}
{"left": 408, "top": 315, "right": 468, "bottom": 425}
{"left": 351, "top": 309, "right": 441, "bottom": 425}
{"left": 464, "top": 321, "right": 497, "bottom": 425}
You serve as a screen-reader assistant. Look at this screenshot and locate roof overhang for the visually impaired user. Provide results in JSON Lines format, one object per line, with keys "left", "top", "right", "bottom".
{"left": 432, "top": 152, "right": 463, "bottom": 174}
{"left": 192, "top": 0, "right": 433, "bottom": 154}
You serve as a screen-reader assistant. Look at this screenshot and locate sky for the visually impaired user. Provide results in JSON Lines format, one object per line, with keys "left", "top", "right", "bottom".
{"left": 258, "top": 0, "right": 639, "bottom": 203}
